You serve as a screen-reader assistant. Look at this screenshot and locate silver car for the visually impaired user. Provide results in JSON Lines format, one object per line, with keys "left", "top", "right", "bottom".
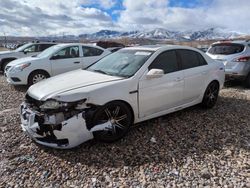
{"left": 206, "top": 40, "right": 250, "bottom": 87}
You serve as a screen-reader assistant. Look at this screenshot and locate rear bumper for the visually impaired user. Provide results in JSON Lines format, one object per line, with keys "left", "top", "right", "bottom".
{"left": 225, "top": 62, "right": 250, "bottom": 78}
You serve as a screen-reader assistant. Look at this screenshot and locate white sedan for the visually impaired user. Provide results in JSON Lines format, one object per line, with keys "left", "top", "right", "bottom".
{"left": 20, "top": 45, "right": 225, "bottom": 148}
{"left": 5, "top": 43, "right": 110, "bottom": 85}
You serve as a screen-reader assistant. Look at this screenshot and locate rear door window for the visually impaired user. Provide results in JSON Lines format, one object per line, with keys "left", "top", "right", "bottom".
{"left": 197, "top": 53, "right": 208, "bottom": 66}
{"left": 82, "top": 46, "right": 103, "bottom": 57}
{"left": 208, "top": 43, "right": 245, "bottom": 55}
{"left": 177, "top": 49, "right": 201, "bottom": 70}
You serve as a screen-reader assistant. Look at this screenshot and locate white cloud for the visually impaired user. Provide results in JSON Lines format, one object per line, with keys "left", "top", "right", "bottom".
{"left": 0, "top": 0, "right": 114, "bottom": 36}
{"left": 117, "top": 0, "right": 250, "bottom": 33}
{"left": 117, "top": 0, "right": 168, "bottom": 31}
{"left": 0, "top": 0, "right": 250, "bottom": 36}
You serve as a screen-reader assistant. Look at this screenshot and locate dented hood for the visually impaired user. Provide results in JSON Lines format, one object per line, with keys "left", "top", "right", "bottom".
{"left": 28, "top": 69, "right": 123, "bottom": 100}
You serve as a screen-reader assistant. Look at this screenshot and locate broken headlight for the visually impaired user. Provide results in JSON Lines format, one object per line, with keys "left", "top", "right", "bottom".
{"left": 40, "top": 100, "right": 68, "bottom": 110}
{"left": 40, "top": 99, "right": 87, "bottom": 110}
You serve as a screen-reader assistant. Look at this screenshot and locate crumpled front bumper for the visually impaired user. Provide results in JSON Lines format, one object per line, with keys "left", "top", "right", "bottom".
{"left": 20, "top": 103, "right": 95, "bottom": 149}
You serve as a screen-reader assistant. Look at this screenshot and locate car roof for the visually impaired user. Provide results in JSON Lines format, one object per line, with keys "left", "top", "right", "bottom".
{"left": 212, "top": 40, "right": 250, "bottom": 45}
{"left": 55, "top": 43, "right": 105, "bottom": 49}
{"left": 28, "top": 42, "right": 57, "bottom": 44}
{"left": 123, "top": 45, "right": 200, "bottom": 52}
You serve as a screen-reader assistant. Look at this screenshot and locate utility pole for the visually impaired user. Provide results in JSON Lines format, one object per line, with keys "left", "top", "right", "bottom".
{"left": 3, "top": 32, "right": 7, "bottom": 48}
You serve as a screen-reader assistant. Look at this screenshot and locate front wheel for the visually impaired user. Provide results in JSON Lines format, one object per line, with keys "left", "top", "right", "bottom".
{"left": 28, "top": 71, "right": 49, "bottom": 85}
{"left": 92, "top": 101, "right": 133, "bottom": 142}
{"left": 201, "top": 81, "right": 220, "bottom": 108}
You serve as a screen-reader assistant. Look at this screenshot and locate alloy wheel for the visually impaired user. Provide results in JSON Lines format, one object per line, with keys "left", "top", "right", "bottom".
{"left": 92, "top": 102, "right": 132, "bottom": 142}
{"left": 202, "top": 82, "right": 219, "bottom": 108}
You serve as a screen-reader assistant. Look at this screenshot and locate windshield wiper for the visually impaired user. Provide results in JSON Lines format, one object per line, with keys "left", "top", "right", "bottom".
{"left": 93, "top": 69, "right": 109, "bottom": 75}
{"left": 91, "top": 69, "right": 129, "bottom": 78}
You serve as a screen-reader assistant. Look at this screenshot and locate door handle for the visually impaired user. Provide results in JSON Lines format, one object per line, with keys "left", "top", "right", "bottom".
{"left": 74, "top": 61, "right": 80, "bottom": 64}
{"left": 175, "top": 77, "right": 183, "bottom": 82}
{"left": 219, "top": 67, "right": 224, "bottom": 70}
{"left": 202, "top": 71, "right": 207, "bottom": 75}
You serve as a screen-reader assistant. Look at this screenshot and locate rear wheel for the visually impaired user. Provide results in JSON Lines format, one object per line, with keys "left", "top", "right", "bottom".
{"left": 201, "top": 81, "right": 220, "bottom": 108}
{"left": 28, "top": 70, "right": 49, "bottom": 85}
{"left": 92, "top": 101, "right": 132, "bottom": 142}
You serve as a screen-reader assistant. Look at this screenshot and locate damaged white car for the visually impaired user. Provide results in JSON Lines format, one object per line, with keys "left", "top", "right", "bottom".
{"left": 20, "top": 45, "right": 225, "bottom": 149}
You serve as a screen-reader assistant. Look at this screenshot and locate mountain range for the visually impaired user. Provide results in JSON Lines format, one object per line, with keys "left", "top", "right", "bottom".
{"left": 78, "top": 28, "right": 245, "bottom": 41}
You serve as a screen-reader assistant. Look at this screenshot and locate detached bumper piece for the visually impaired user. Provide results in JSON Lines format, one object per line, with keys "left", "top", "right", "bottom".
{"left": 20, "top": 103, "right": 94, "bottom": 149}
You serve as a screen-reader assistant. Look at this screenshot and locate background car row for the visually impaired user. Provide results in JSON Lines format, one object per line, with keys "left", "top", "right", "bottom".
{"left": 4, "top": 43, "right": 111, "bottom": 85}
{"left": 2, "top": 39, "right": 250, "bottom": 88}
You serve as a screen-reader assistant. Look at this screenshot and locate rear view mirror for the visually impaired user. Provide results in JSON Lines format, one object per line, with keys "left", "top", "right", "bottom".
{"left": 146, "top": 69, "right": 164, "bottom": 79}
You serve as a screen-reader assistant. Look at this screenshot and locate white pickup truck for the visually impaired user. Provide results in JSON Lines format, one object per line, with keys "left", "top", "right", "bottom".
{"left": 0, "top": 42, "right": 57, "bottom": 71}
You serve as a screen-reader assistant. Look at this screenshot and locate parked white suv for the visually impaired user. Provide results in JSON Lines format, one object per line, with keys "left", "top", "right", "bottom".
{"left": 206, "top": 40, "right": 250, "bottom": 87}
{"left": 0, "top": 42, "right": 57, "bottom": 71}
{"left": 5, "top": 43, "right": 111, "bottom": 85}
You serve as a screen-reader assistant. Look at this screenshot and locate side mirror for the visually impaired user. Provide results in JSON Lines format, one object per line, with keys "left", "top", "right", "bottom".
{"left": 50, "top": 55, "right": 60, "bottom": 60}
{"left": 146, "top": 69, "right": 164, "bottom": 79}
{"left": 23, "top": 50, "right": 27, "bottom": 54}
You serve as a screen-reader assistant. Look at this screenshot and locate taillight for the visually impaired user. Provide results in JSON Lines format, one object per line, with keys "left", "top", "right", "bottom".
{"left": 233, "top": 56, "right": 250, "bottom": 62}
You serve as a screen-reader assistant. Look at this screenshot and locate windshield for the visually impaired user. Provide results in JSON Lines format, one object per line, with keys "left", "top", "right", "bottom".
{"left": 36, "top": 45, "right": 61, "bottom": 58}
{"left": 87, "top": 49, "right": 153, "bottom": 77}
{"left": 208, "top": 43, "right": 245, "bottom": 55}
{"left": 15, "top": 43, "right": 32, "bottom": 52}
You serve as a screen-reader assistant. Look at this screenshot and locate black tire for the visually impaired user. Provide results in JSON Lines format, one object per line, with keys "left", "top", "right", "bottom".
{"left": 201, "top": 81, "right": 220, "bottom": 108}
{"left": 92, "top": 101, "right": 133, "bottom": 142}
{"left": 245, "top": 73, "right": 250, "bottom": 88}
{"left": 28, "top": 70, "right": 49, "bottom": 85}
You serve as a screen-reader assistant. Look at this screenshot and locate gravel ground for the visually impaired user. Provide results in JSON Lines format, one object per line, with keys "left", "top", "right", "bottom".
{"left": 0, "top": 73, "right": 250, "bottom": 188}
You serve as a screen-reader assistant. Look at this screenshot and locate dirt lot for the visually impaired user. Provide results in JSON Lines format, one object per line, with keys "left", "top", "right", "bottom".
{"left": 0, "top": 73, "right": 249, "bottom": 187}
{"left": 0, "top": 47, "right": 8, "bottom": 51}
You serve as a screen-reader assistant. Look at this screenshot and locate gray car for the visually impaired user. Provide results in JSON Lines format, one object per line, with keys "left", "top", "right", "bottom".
{"left": 0, "top": 42, "right": 57, "bottom": 71}
{"left": 206, "top": 40, "right": 250, "bottom": 87}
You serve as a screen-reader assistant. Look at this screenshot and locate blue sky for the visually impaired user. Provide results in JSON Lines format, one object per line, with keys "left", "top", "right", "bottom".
{"left": 0, "top": 0, "right": 250, "bottom": 36}
{"left": 81, "top": 1, "right": 124, "bottom": 21}
{"left": 168, "top": 0, "right": 211, "bottom": 8}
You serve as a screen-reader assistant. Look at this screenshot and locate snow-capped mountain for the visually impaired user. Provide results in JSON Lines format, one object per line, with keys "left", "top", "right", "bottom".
{"left": 79, "top": 28, "right": 245, "bottom": 41}
{"left": 182, "top": 28, "right": 243, "bottom": 41}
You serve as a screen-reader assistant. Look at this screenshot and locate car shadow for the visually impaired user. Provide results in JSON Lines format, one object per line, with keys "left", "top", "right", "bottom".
{"left": 41, "top": 94, "right": 250, "bottom": 168}
{"left": 12, "top": 85, "right": 29, "bottom": 92}
{"left": 224, "top": 79, "right": 246, "bottom": 88}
